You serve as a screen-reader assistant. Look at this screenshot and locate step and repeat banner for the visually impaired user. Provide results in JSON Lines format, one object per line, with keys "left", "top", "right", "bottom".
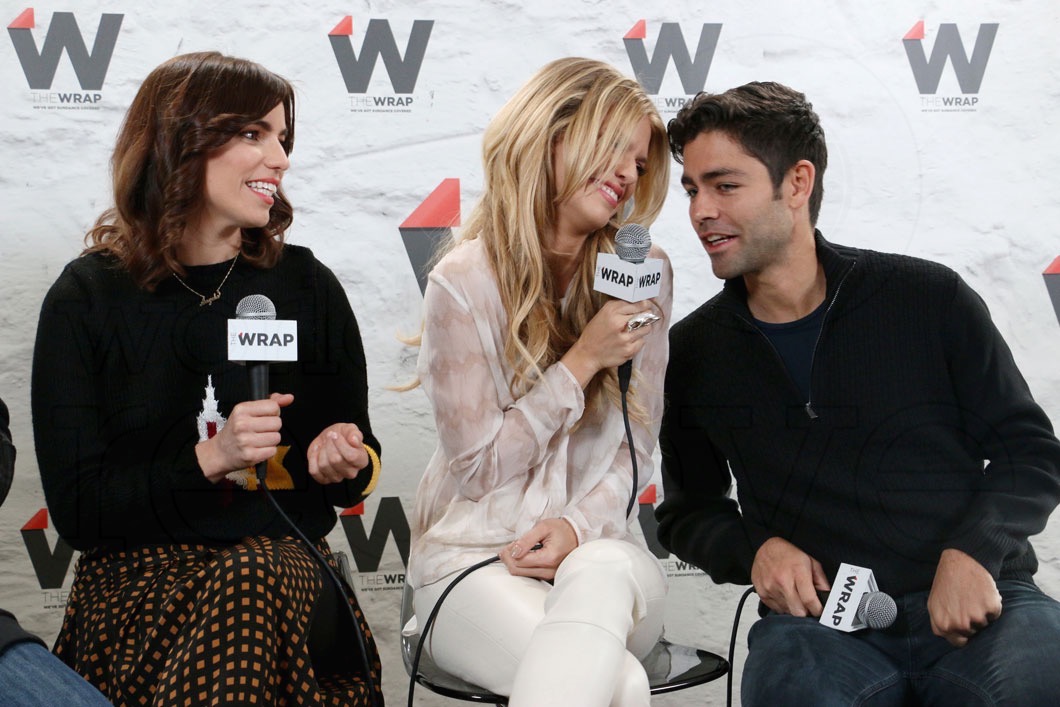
{"left": 2, "top": 2, "right": 1058, "bottom": 704}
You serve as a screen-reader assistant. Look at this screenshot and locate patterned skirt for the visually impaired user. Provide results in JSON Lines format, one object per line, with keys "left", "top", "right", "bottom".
{"left": 54, "top": 536, "right": 382, "bottom": 706}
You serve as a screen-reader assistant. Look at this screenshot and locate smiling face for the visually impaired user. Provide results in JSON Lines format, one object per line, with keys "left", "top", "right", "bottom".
{"left": 680, "top": 130, "right": 796, "bottom": 281}
{"left": 552, "top": 115, "right": 652, "bottom": 245}
{"left": 195, "top": 102, "right": 290, "bottom": 244}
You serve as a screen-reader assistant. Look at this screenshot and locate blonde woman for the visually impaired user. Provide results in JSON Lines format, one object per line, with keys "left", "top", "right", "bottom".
{"left": 408, "top": 57, "right": 672, "bottom": 706}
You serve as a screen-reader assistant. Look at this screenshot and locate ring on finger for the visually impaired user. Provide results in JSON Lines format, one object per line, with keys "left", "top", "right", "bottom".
{"left": 626, "top": 311, "right": 660, "bottom": 332}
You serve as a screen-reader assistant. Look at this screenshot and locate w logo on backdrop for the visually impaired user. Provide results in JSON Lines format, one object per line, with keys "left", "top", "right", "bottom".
{"left": 904, "top": 20, "right": 997, "bottom": 111}
{"left": 1045, "top": 257, "right": 1060, "bottom": 328}
{"left": 329, "top": 15, "right": 432, "bottom": 112}
{"left": 22, "top": 509, "right": 74, "bottom": 592}
{"left": 623, "top": 20, "right": 721, "bottom": 112}
{"left": 8, "top": 8, "right": 122, "bottom": 91}
{"left": 400, "top": 179, "right": 460, "bottom": 294}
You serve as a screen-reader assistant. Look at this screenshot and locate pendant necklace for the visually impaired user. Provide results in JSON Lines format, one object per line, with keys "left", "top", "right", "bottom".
{"left": 172, "top": 253, "right": 239, "bottom": 307}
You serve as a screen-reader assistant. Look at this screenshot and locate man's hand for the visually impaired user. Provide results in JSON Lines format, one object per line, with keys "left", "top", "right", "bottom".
{"left": 928, "top": 548, "right": 1002, "bottom": 647}
{"left": 751, "top": 537, "right": 831, "bottom": 617}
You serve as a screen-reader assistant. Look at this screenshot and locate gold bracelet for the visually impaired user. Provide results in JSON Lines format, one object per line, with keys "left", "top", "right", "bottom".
{"left": 361, "top": 443, "right": 382, "bottom": 497}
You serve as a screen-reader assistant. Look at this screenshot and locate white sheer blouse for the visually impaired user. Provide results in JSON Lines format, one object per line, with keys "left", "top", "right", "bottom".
{"left": 408, "top": 237, "right": 673, "bottom": 588}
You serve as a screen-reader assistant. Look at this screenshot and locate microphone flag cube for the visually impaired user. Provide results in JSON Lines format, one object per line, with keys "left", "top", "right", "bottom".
{"left": 820, "top": 562, "right": 880, "bottom": 632}
{"left": 228, "top": 320, "right": 298, "bottom": 362}
{"left": 593, "top": 252, "right": 663, "bottom": 302}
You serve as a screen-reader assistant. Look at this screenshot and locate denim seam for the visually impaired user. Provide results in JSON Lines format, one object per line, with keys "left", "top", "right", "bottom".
{"left": 852, "top": 671, "right": 903, "bottom": 706}
{"left": 911, "top": 668, "right": 995, "bottom": 707}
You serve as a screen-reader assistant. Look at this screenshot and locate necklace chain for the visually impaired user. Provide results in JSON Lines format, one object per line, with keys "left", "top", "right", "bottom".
{"left": 172, "top": 254, "right": 239, "bottom": 307}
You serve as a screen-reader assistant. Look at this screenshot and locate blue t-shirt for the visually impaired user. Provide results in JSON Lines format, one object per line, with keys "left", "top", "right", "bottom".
{"left": 755, "top": 301, "right": 827, "bottom": 400}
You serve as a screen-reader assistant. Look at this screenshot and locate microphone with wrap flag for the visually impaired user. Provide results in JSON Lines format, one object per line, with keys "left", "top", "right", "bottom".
{"left": 592, "top": 223, "right": 664, "bottom": 519}
{"left": 227, "top": 295, "right": 378, "bottom": 706}
{"left": 228, "top": 294, "right": 298, "bottom": 483}
{"left": 593, "top": 223, "right": 663, "bottom": 389}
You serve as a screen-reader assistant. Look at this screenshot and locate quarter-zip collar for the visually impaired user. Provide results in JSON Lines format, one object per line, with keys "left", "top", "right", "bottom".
{"left": 708, "top": 230, "right": 859, "bottom": 418}
{"left": 711, "top": 230, "right": 858, "bottom": 320}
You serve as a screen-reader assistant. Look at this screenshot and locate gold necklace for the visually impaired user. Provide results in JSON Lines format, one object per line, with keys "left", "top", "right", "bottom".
{"left": 172, "top": 253, "right": 239, "bottom": 307}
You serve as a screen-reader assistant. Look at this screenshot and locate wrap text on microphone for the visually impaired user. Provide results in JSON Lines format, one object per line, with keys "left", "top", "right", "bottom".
{"left": 227, "top": 319, "right": 299, "bottom": 362}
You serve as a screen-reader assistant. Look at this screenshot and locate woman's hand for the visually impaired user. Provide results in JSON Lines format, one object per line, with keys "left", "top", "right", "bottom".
{"left": 499, "top": 518, "right": 579, "bottom": 580}
{"left": 196, "top": 393, "right": 294, "bottom": 482}
{"left": 307, "top": 422, "right": 370, "bottom": 485}
{"left": 560, "top": 299, "right": 660, "bottom": 388}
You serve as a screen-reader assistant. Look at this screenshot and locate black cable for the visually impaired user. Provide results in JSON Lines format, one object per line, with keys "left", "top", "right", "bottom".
{"left": 260, "top": 485, "right": 379, "bottom": 707}
{"left": 407, "top": 554, "right": 506, "bottom": 706}
{"left": 618, "top": 360, "right": 638, "bottom": 519}
{"left": 727, "top": 586, "right": 757, "bottom": 707}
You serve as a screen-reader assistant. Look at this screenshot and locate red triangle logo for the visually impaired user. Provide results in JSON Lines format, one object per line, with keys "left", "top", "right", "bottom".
{"left": 8, "top": 8, "right": 34, "bottom": 30}
{"left": 401, "top": 178, "right": 461, "bottom": 229}
{"left": 342, "top": 503, "right": 366, "bottom": 516}
{"left": 22, "top": 508, "right": 49, "bottom": 531}
{"left": 625, "top": 19, "right": 647, "bottom": 40}
{"left": 904, "top": 20, "right": 925, "bottom": 40}
{"left": 330, "top": 15, "right": 353, "bottom": 36}
{"left": 638, "top": 484, "right": 657, "bottom": 505}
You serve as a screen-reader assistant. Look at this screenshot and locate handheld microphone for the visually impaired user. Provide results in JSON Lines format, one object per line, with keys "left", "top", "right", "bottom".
{"left": 227, "top": 297, "right": 377, "bottom": 706}
{"left": 615, "top": 223, "right": 651, "bottom": 264}
{"left": 855, "top": 591, "right": 898, "bottom": 630}
{"left": 817, "top": 588, "right": 896, "bottom": 630}
{"left": 591, "top": 225, "right": 663, "bottom": 521}
{"left": 229, "top": 294, "right": 297, "bottom": 482}
{"left": 608, "top": 224, "right": 657, "bottom": 390}
{"left": 819, "top": 562, "right": 897, "bottom": 631}
{"left": 593, "top": 223, "right": 663, "bottom": 303}
{"left": 236, "top": 294, "right": 276, "bottom": 405}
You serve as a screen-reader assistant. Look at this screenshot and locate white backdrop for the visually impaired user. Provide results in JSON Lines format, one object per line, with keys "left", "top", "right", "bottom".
{"left": 2, "top": 2, "right": 1058, "bottom": 705}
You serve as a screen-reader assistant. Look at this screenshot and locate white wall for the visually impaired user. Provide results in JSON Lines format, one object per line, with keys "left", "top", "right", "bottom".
{"left": 1, "top": 2, "right": 1057, "bottom": 705}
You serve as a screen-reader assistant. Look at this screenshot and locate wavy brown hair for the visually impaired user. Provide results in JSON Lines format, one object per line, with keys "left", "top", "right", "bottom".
{"left": 464, "top": 57, "right": 669, "bottom": 411}
{"left": 84, "top": 51, "right": 296, "bottom": 289}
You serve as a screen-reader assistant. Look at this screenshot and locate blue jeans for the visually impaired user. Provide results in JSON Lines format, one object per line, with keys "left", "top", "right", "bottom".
{"left": 742, "top": 580, "right": 1060, "bottom": 706}
{"left": 0, "top": 642, "right": 112, "bottom": 706}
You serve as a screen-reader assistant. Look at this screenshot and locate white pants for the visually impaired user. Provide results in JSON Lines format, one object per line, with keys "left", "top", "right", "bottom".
{"left": 414, "top": 539, "right": 667, "bottom": 707}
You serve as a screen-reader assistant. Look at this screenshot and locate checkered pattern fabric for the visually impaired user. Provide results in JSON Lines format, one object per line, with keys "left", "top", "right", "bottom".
{"left": 54, "top": 536, "right": 381, "bottom": 706}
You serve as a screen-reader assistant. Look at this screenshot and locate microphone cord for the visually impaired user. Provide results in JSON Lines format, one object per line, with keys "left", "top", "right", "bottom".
{"left": 259, "top": 484, "right": 379, "bottom": 707}
{"left": 727, "top": 586, "right": 757, "bottom": 707}
{"left": 407, "top": 554, "right": 504, "bottom": 706}
{"left": 618, "top": 360, "right": 638, "bottom": 518}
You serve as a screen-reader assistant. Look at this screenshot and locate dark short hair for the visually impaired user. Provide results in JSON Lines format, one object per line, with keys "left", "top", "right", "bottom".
{"left": 668, "top": 82, "right": 827, "bottom": 224}
{"left": 86, "top": 52, "right": 296, "bottom": 290}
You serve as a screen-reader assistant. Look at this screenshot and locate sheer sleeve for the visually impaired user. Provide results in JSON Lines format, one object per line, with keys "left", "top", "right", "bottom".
{"left": 418, "top": 263, "right": 585, "bottom": 501}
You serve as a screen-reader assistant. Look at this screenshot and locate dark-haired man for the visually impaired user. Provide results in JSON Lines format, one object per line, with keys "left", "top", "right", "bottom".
{"left": 657, "top": 81, "right": 1060, "bottom": 705}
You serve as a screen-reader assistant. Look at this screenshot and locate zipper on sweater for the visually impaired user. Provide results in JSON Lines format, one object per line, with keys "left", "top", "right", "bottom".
{"left": 728, "top": 317, "right": 806, "bottom": 409}
{"left": 729, "top": 259, "right": 858, "bottom": 420}
{"left": 804, "top": 260, "right": 857, "bottom": 419}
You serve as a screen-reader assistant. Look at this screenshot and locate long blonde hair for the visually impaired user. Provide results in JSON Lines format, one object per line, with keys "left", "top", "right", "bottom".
{"left": 463, "top": 57, "right": 669, "bottom": 411}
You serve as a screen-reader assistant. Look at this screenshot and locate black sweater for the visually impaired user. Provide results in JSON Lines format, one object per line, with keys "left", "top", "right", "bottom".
{"left": 32, "top": 245, "right": 380, "bottom": 551}
{"left": 657, "top": 235, "right": 1060, "bottom": 596}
